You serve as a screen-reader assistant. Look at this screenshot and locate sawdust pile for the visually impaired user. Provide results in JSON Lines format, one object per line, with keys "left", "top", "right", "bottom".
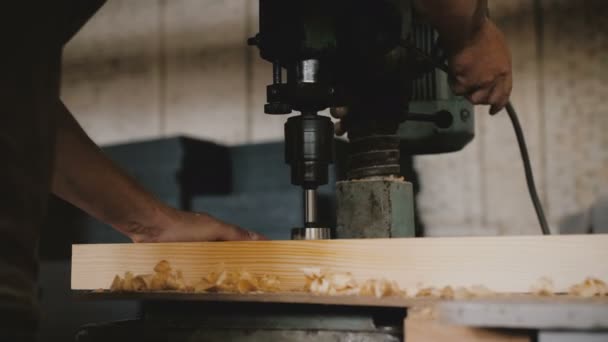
{"left": 413, "top": 285, "right": 496, "bottom": 300}
{"left": 301, "top": 267, "right": 497, "bottom": 299}
{"left": 109, "top": 260, "right": 280, "bottom": 294}
{"left": 302, "top": 267, "right": 404, "bottom": 298}
{"left": 531, "top": 276, "right": 555, "bottom": 296}
{"left": 107, "top": 261, "right": 608, "bottom": 299}
{"left": 569, "top": 278, "right": 608, "bottom": 297}
{"left": 529, "top": 276, "right": 608, "bottom": 298}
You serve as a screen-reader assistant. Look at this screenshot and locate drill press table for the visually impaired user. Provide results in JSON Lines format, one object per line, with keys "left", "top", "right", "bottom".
{"left": 73, "top": 292, "right": 608, "bottom": 342}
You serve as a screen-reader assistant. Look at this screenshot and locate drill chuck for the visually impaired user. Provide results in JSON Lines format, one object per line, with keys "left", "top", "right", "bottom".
{"left": 285, "top": 113, "right": 334, "bottom": 189}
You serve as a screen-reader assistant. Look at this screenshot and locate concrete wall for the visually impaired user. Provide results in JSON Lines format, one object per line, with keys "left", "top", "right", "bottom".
{"left": 61, "top": 0, "right": 608, "bottom": 236}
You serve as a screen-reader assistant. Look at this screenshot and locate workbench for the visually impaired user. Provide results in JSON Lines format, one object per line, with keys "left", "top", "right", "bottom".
{"left": 73, "top": 292, "right": 608, "bottom": 342}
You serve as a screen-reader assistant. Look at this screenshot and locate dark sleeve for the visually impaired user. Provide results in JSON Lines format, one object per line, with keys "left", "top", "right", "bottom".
{"left": 0, "top": 3, "right": 64, "bottom": 336}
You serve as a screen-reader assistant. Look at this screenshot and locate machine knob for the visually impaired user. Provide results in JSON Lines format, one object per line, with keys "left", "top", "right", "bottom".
{"left": 247, "top": 34, "right": 259, "bottom": 46}
{"left": 264, "top": 102, "right": 292, "bottom": 115}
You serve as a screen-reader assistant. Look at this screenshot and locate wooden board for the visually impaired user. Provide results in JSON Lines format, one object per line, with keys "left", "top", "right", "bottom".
{"left": 72, "top": 235, "right": 608, "bottom": 293}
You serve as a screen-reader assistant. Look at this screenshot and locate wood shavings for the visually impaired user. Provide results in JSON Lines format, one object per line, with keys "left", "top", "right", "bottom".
{"left": 259, "top": 274, "right": 281, "bottom": 292}
{"left": 569, "top": 278, "right": 608, "bottom": 297}
{"left": 109, "top": 260, "right": 281, "bottom": 294}
{"left": 303, "top": 268, "right": 404, "bottom": 298}
{"left": 468, "top": 285, "right": 495, "bottom": 298}
{"left": 193, "top": 278, "right": 215, "bottom": 293}
{"left": 132, "top": 275, "right": 151, "bottom": 292}
{"left": 236, "top": 271, "right": 259, "bottom": 294}
{"left": 299, "top": 267, "right": 532, "bottom": 300}
{"left": 329, "top": 273, "right": 358, "bottom": 291}
{"left": 531, "top": 277, "right": 555, "bottom": 296}
{"left": 359, "top": 279, "right": 403, "bottom": 298}
{"left": 303, "top": 268, "right": 332, "bottom": 295}
{"left": 153, "top": 260, "right": 171, "bottom": 273}
{"left": 414, "top": 285, "right": 493, "bottom": 299}
{"left": 439, "top": 286, "right": 455, "bottom": 300}
{"left": 110, "top": 275, "right": 123, "bottom": 292}
{"left": 301, "top": 267, "right": 323, "bottom": 278}
{"left": 415, "top": 287, "right": 438, "bottom": 298}
{"left": 166, "top": 271, "right": 190, "bottom": 292}
{"left": 452, "top": 287, "right": 474, "bottom": 300}
{"left": 414, "top": 286, "right": 454, "bottom": 299}
{"left": 214, "top": 270, "right": 238, "bottom": 292}
{"left": 303, "top": 269, "right": 358, "bottom": 296}
{"left": 108, "top": 261, "right": 608, "bottom": 300}
{"left": 300, "top": 268, "right": 504, "bottom": 300}
{"left": 193, "top": 270, "right": 280, "bottom": 294}
{"left": 309, "top": 277, "right": 332, "bottom": 295}
{"left": 122, "top": 272, "right": 135, "bottom": 291}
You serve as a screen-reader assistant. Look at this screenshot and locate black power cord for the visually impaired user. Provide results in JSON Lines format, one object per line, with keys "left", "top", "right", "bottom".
{"left": 504, "top": 102, "right": 551, "bottom": 235}
{"left": 402, "top": 40, "right": 551, "bottom": 235}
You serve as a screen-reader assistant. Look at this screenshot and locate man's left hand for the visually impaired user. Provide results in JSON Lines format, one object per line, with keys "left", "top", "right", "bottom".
{"left": 124, "top": 206, "right": 267, "bottom": 243}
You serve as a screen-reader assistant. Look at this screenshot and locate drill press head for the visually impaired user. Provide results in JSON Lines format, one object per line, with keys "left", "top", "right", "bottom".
{"left": 249, "top": 0, "right": 474, "bottom": 239}
{"left": 248, "top": 0, "right": 419, "bottom": 239}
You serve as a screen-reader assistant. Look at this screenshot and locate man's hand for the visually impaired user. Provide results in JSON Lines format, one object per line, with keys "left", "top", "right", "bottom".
{"left": 447, "top": 18, "right": 512, "bottom": 114}
{"left": 124, "top": 206, "right": 266, "bottom": 243}
{"left": 52, "top": 101, "right": 266, "bottom": 243}
{"left": 413, "top": 0, "right": 512, "bottom": 114}
{"left": 330, "top": 15, "right": 513, "bottom": 136}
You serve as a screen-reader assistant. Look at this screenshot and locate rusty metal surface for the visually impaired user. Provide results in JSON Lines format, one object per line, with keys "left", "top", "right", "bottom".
{"left": 336, "top": 179, "right": 415, "bottom": 238}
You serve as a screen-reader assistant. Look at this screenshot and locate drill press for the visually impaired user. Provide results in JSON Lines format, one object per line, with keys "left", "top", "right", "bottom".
{"left": 249, "top": 0, "right": 474, "bottom": 240}
{"left": 76, "top": 2, "right": 480, "bottom": 342}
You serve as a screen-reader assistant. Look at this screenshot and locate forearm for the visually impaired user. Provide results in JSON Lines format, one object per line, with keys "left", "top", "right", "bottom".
{"left": 51, "top": 101, "right": 170, "bottom": 239}
{"left": 413, "top": 0, "right": 487, "bottom": 52}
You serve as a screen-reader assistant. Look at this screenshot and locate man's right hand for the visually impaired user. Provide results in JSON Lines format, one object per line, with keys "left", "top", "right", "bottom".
{"left": 446, "top": 18, "right": 513, "bottom": 114}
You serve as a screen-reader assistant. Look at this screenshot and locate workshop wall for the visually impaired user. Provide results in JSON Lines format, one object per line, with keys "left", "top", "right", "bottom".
{"left": 61, "top": 0, "right": 608, "bottom": 235}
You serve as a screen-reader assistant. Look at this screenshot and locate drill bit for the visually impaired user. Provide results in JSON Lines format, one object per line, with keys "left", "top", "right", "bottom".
{"left": 304, "top": 189, "right": 317, "bottom": 225}
{"left": 293, "top": 189, "right": 330, "bottom": 240}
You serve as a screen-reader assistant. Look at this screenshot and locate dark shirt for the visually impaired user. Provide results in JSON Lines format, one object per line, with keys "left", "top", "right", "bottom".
{"left": 0, "top": 1, "right": 105, "bottom": 340}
